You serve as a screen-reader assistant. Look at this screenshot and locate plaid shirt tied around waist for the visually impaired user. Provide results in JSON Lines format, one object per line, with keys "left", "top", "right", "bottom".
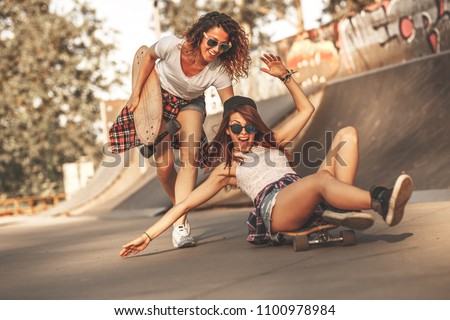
{"left": 108, "top": 88, "right": 208, "bottom": 166}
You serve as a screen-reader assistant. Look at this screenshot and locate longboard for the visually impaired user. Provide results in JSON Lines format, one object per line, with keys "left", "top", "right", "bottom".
{"left": 281, "top": 224, "right": 357, "bottom": 251}
{"left": 132, "top": 45, "right": 163, "bottom": 146}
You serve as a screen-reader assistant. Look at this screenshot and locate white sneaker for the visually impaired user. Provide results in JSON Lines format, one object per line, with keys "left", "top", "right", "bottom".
{"left": 172, "top": 221, "right": 196, "bottom": 248}
{"left": 322, "top": 210, "right": 375, "bottom": 230}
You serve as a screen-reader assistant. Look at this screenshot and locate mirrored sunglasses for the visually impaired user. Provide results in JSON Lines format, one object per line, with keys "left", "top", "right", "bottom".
{"left": 203, "top": 32, "right": 232, "bottom": 52}
{"left": 229, "top": 124, "right": 257, "bottom": 134}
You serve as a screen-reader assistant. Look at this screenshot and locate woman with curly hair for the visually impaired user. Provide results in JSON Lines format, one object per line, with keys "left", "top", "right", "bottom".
{"left": 125, "top": 12, "right": 251, "bottom": 248}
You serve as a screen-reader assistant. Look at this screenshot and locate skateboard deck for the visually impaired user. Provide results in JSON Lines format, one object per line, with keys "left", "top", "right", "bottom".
{"left": 281, "top": 224, "right": 357, "bottom": 251}
{"left": 132, "top": 45, "right": 163, "bottom": 146}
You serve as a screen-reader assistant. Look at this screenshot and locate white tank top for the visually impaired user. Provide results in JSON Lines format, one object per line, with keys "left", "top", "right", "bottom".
{"left": 236, "top": 146, "right": 295, "bottom": 201}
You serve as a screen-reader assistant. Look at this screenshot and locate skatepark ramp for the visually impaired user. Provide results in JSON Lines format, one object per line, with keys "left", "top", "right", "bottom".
{"left": 112, "top": 51, "right": 450, "bottom": 212}
{"left": 41, "top": 148, "right": 155, "bottom": 216}
{"left": 293, "top": 51, "right": 450, "bottom": 190}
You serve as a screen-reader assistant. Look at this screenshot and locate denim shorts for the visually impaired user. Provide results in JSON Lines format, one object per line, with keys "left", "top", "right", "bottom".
{"left": 162, "top": 89, "right": 206, "bottom": 121}
{"left": 179, "top": 96, "right": 206, "bottom": 120}
{"left": 259, "top": 188, "right": 282, "bottom": 234}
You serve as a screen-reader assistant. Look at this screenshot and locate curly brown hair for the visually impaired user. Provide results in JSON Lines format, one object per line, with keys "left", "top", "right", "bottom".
{"left": 181, "top": 11, "right": 251, "bottom": 82}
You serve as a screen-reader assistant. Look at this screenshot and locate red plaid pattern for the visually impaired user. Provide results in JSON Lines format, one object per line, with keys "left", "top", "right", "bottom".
{"left": 109, "top": 106, "right": 142, "bottom": 154}
{"left": 108, "top": 88, "right": 209, "bottom": 167}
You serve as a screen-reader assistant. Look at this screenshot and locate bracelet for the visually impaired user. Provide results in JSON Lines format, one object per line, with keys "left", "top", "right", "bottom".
{"left": 143, "top": 232, "right": 152, "bottom": 241}
{"left": 279, "top": 69, "right": 297, "bottom": 83}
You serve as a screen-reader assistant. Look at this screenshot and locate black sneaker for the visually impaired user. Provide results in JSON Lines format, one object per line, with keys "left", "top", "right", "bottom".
{"left": 370, "top": 174, "right": 413, "bottom": 226}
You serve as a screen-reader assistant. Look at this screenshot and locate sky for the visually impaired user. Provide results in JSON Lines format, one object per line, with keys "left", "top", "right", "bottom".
{"left": 51, "top": 0, "right": 326, "bottom": 99}
{"left": 302, "top": 0, "right": 329, "bottom": 29}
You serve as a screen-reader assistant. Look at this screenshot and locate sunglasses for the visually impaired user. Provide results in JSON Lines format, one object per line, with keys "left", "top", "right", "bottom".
{"left": 203, "top": 32, "right": 232, "bottom": 52}
{"left": 229, "top": 124, "right": 257, "bottom": 134}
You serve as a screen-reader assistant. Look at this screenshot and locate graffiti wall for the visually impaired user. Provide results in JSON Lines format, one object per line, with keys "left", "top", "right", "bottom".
{"left": 276, "top": 0, "right": 450, "bottom": 89}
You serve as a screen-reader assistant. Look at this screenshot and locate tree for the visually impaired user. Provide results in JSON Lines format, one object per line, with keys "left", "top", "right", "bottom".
{"left": 322, "top": 0, "right": 380, "bottom": 21}
{"left": 157, "top": 0, "right": 304, "bottom": 46}
{"left": 0, "top": 0, "right": 124, "bottom": 197}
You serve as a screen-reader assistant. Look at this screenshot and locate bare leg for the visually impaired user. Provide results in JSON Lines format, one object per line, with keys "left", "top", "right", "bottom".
{"left": 172, "top": 109, "right": 203, "bottom": 226}
{"left": 271, "top": 171, "right": 371, "bottom": 232}
{"left": 154, "top": 119, "right": 177, "bottom": 204}
{"left": 318, "top": 126, "right": 359, "bottom": 184}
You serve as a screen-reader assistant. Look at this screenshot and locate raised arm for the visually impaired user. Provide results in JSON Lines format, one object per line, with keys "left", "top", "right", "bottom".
{"left": 119, "top": 165, "right": 232, "bottom": 257}
{"left": 127, "top": 43, "right": 159, "bottom": 112}
{"left": 260, "top": 54, "right": 315, "bottom": 147}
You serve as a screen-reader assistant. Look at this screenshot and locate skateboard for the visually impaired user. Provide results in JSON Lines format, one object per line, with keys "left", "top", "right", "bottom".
{"left": 132, "top": 46, "right": 180, "bottom": 158}
{"left": 280, "top": 224, "right": 357, "bottom": 252}
{"left": 139, "top": 119, "right": 181, "bottom": 158}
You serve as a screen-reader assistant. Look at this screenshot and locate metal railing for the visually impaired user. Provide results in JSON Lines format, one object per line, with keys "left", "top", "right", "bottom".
{"left": 0, "top": 194, "right": 66, "bottom": 216}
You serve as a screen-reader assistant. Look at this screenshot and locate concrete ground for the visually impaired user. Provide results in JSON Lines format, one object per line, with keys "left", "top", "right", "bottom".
{"left": 1, "top": 196, "right": 449, "bottom": 300}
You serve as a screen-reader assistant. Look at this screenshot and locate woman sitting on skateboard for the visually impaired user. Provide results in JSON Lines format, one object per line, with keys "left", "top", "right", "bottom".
{"left": 119, "top": 54, "right": 413, "bottom": 257}
{"left": 125, "top": 12, "right": 251, "bottom": 248}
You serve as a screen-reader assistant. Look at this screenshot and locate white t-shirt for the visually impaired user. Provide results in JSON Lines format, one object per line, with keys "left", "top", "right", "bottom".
{"left": 154, "top": 35, "right": 232, "bottom": 100}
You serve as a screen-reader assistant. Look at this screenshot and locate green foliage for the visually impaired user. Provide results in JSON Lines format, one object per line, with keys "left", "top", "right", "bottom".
{"left": 158, "top": 0, "right": 299, "bottom": 46}
{"left": 0, "top": 0, "right": 124, "bottom": 197}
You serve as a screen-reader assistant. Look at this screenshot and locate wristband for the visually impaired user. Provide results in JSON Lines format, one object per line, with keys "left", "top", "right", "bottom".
{"left": 143, "top": 232, "right": 152, "bottom": 241}
{"left": 279, "top": 69, "right": 297, "bottom": 83}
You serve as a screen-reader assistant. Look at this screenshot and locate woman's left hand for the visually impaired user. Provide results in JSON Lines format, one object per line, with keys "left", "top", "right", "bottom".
{"left": 260, "top": 53, "right": 288, "bottom": 78}
{"left": 119, "top": 235, "right": 151, "bottom": 257}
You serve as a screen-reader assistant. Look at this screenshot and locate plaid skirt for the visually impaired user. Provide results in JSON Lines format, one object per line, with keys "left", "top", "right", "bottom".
{"left": 246, "top": 173, "right": 325, "bottom": 245}
{"left": 108, "top": 88, "right": 209, "bottom": 167}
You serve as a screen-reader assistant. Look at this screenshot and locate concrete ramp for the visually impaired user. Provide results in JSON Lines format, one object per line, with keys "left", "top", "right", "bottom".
{"left": 42, "top": 148, "right": 152, "bottom": 216}
{"left": 40, "top": 98, "right": 161, "bottom": 217}
{"left": 293, "top": 51, "right": 450, "bottom": 190}
{"left": 41, "top": 156, "right": 124, "bottom": 216}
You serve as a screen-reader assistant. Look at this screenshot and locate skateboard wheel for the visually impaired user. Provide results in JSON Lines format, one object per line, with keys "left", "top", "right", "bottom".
{"left": 340, "top": 230, "right": 357, "bottom": 246}
{"left": 293, "top": 235, "right": 309, "bottom": 252}
{"left": 166, "top": 120, "right": 181, "bottom": 135}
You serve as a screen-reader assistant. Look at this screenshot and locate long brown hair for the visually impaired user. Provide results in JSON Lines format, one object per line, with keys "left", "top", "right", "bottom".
{"left": 205, "top": 105, "right": 288, "bottom": 170}
{"left": 181, "top": 11, "right": 251, "bottom": 81}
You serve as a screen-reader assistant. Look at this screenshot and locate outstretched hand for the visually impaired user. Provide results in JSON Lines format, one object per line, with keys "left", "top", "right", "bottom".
{"left": 260, "top": 53, "right": 288, "bottom": 78}
{"left": 119, "top": 235, "right": 151, "bottom": 257}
